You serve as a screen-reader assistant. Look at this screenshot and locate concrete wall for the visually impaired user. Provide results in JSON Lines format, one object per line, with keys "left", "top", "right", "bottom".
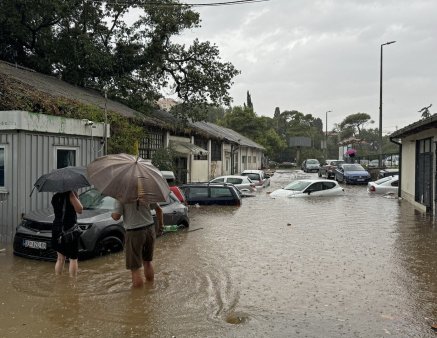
{"left": 191, "top": 160, "right": 208, "bottom": 182}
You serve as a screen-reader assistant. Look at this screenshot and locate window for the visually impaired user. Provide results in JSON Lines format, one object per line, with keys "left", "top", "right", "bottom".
{"left": 0, "top": 147, "right": 4, "bottom": 187}
{"left": 187, "top": 187, "right": 208, "bottom": 198}
{"left": 56, "top": 148, "right": 77, "bottom": 168}
{"left": 212, "top": 177, "right": 225, "bottom": 183}
{"left": 242, "top": 156, "right": 247, "bottom": 164}
{"left": 306, "top": 182, "right": 323, "bottom": 192}
{"left": 210, "top": 187, "right": 232, "bottom": 197}
{"left": 139, "top": 131, "right": 164, "bottom": 159}
{"left": 226, "top": 159, "right": 229, "bottom": 171}
{"left": 248, "top": 156, "right": 251, "bottom": 163}
{"left": 227, "top": 178, "right": 243, "bottom": 185}
{"left": 253, "top": 156, "right": 257, "bottom": 164}
{"left": 391, "top": 180, "right": 399, "bottom": 187}
{"left": 322, "top": 182, "right": 336, "bottom": 190}
{"left": 211, "top": 140, "right": 222, "bottom": 161}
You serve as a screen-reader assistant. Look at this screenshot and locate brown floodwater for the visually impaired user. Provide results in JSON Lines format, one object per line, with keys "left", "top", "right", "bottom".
{"left": 2, "top": 170, "right": 437, "bottom": 337}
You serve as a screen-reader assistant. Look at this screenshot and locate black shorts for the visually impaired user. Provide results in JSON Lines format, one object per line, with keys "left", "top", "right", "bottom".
{"left": 52, "top": 224, "right": 79, "bottom": 260}
{"left": 125, "top": 225, "right": 156, "bottom": 270}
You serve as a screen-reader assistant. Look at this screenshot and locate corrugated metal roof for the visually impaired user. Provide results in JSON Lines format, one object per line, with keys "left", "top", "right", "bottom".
{"left": 191, "top": 121, "right": 265, "bottom": 150}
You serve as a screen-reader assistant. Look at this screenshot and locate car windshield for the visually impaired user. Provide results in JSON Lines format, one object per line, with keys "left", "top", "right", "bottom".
{"left": 284, "top": 180, "right": 312, "bottom": 191}
{"left": 330, "top": 161, "right": 344, "bottom": 166}
{"left": 343, "top": 164, "right": 365, "bottom": 171}
{"left": 306, "top": 159, "right": 319, "bottom": 164}
{"left": 79, "top": 189, "right": 115, "bottom": 210}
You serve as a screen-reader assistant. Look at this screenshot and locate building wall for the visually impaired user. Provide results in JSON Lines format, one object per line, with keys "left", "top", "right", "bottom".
{"left": 191, "top": 160, "right": 209, "bottom": 182}
{"left": 0, "top": 131, "right": 104, "bottom": 242}
{"left": 401, "top": 130, "right": 437, "bottom": 213}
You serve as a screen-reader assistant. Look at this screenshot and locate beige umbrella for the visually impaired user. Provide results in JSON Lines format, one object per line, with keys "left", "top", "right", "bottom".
{"left": 87, "top": 153, "right": 170, "bottom": 204}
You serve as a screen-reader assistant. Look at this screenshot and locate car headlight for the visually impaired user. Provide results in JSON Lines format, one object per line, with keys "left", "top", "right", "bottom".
{"left": 78, "top": 223, "right": 93, "bottom": 231}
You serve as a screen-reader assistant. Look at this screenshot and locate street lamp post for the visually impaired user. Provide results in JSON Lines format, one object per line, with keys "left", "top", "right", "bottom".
{"left": 379, "top": 40, "right": 396, "bottom": 167}
{"left": 325, "top": 110, "right": 332, "bottom": 160}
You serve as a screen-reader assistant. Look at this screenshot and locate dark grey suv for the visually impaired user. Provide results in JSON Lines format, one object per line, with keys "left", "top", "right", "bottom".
{"left": 180, "top": 183, "right": 242, "bottom": 206}
{"left": 13, "top": 189, "right": 189, "bottom": 261}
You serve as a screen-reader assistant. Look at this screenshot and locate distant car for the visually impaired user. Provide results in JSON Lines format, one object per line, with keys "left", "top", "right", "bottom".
{"left": 241, "top": 169, "right": 270, "bottom": 188}
{"left": 335, "top": 164, "right": 371, "bottom": 184}
{"left": 13, "top": 189, "right": 189, "bottom": 261}
{"left": 301, "top": 159, "right": 320, "bottom": 173}
{"left": 180, "top": 183, "right": 242, "bottom": 206}
{"left": 161, "top": 170, "right": 187, "bottom": 204}
{"left": 209, "top": 175, "right": 256, "bottom": 193}
{"left": 367, "top": 175, "right": 399, "bottom": 194}
{"left": 384, "top": 155, "right": 399, "bottom": 167}
{"left": 269, "top": 179, "right": 344, "bottom": 198}
{"left": 368, "top": 159, "right": 380, "bottom": 168}
{"left": 378, "top": 169, "right": 399, "bottom": 179}
{"left": 318, "top": 160, "right": 345, "bottom": 179}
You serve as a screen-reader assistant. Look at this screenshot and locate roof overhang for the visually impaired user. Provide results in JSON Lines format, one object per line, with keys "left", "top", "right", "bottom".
{"left": 390, "top": 114, "right": 437, "bottom": 139}
{"left": 170, "top": 140, "right": 209, "bottom": 155}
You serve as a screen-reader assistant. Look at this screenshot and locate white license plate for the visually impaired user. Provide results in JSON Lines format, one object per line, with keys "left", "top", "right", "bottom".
{"left": 357, "top": 179, "right": 364, "bottom": 181}
{"left": 23, "top": 240, "right": 47, "bottom": 250}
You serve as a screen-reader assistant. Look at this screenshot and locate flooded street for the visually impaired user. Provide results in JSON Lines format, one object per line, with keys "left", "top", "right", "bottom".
{"left": 2, "top": 170, "right": 437, "bottom": 337}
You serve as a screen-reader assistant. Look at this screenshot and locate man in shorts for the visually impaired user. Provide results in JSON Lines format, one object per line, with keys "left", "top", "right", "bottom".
{"left": 111, "top": 201, "right": 164, "bottom": 287}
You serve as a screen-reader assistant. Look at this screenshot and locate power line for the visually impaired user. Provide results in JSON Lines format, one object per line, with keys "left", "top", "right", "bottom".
{"left": 89, "top": 0, "right": 270, "bottom": 7}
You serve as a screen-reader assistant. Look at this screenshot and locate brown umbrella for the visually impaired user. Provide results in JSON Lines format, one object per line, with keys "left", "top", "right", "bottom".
{"left": 87, "top": 153, "right": 170, "bottom": 204}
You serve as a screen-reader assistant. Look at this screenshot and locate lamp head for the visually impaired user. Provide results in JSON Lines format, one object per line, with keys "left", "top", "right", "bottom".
{"left": 383, "top": 40, "right": 396, "bottom": 46}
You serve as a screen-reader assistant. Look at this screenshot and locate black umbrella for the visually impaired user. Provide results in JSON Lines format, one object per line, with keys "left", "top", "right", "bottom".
{"left": 31, "top": 166, "right": 90, "bottom": 195}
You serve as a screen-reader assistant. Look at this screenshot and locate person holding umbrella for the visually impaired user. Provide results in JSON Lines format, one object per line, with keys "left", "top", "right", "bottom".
{"left": 51, "top": 191, "right": 83, "bottom": 276}
{"left": 111, "top": 200, "right": 164, "bottom": 287}
{"left": 87, "top": 153, "right": 170, "bottom": 288}
{"left": 32, "top": 166, "right": 89, "bottom": 276}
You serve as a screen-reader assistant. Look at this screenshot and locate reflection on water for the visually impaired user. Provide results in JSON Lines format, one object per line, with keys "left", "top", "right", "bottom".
{"left": 1, "top": 170, "right": 437, "bottom": 337}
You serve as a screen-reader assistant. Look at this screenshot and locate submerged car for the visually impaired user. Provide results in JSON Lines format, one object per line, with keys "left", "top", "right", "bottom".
{"left": 180, "top": 183, "right": 242, "bottom": 206}
{"left": 318, "top": 160, "right": 345, "bottom": 179}
{"left": 240, "top": 170, "right": 270, "bottom": 188}
{"left": 367, "top": 175, "right": 399, "bottom": 194}
{"left": 13, "top": 189, "right": 189, "bottom": 261}
{"left": 301, "top": 159, "right": 320, "bottom": 173}
{"left": 335, "top": 164, "right": 371, "bottom": 184}
{"left": 209, "top": 175, "right": 256, "bottom": 193}
{"left": 269, "top": 179, "right": 344, "bottom": 198}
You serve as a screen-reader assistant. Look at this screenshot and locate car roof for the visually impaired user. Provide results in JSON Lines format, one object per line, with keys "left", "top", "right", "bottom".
{"left": 290, "top": 179, "right": 337, "bottom": 183}
{"left": 241, "top": 170, "right": 263, "bottom": 173}
{"left": 181, "top": 182, "right": 236, "bottom": 188}
{"left": 213, "top": 175, "right": 247, "bottom": 179}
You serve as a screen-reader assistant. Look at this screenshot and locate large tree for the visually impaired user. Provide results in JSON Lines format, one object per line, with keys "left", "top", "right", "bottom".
{"left": 339, "top": 113, "right": 373, "bottom": 136}
{"left": 0, "top": 0, "right": 239, "bottom": 121}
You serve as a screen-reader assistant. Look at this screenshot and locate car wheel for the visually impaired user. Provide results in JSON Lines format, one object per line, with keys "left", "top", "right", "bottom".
{"left": 94, "top": 234, "right": 124, "bottom": 256}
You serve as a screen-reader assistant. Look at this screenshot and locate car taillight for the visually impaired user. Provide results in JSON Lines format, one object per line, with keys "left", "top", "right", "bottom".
{"left": 369, "top": 186, "right": 375, "bottom": 192}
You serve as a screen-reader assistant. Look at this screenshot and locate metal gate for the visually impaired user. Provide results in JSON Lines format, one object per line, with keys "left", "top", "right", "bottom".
{"left": 415, "top": 139, "right": 433, "bottom": 211}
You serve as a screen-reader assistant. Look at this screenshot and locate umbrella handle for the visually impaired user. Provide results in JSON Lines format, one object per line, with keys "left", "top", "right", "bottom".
{"left": 29, "top": 186, "right": 36, "bottom": 197}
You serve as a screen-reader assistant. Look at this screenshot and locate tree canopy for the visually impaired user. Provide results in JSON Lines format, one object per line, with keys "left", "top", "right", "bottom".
{"left": 0, "top": 0, "right": 239, "bottom": 121}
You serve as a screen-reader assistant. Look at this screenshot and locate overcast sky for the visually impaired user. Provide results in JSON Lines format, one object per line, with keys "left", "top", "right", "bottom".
{"left": 172, "top": 0, "right": 437, "bottom": 133}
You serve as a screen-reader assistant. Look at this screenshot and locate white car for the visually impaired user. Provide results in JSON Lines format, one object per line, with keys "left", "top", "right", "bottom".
{"left": 269, "top": 179, "right": 344, "bottom": 198}
{"left": 241, "top": 170, "right": 270, "bottom": 188}
{"left": 209, "top": 175, "right": 256, "bottom": 193}
{"left": 367, "top": 175, "right": 399, "bottom": 194}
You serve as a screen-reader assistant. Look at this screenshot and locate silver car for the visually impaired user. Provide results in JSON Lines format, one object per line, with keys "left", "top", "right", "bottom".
{"left": 13, "top": 189, "right": 189, "bottom": 261}
{"left": 209, "top": 175, "right": 256, "bottom": 193}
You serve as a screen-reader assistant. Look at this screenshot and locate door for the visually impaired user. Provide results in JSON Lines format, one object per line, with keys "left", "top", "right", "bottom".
{"left": 174, "top": 157, "right": 188, "bottom": 184}
{"left": 416, "top": 139, "right": 433, "bottom": 211}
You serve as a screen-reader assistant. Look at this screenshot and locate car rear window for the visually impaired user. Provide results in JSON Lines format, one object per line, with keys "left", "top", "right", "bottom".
{"left": 243, "top": 173, "right": 260, "bottom": 181}
{"left": 227, "top": 178, "right": 243, "bottom": 184}
{"left": 322, "top": 182, "right": 336, "bottom": 189}
{"left": 210, "top": 187, "right": 232, "bottom": 197}
{"left": 187, "top": 187, "right": 208, "bottom": 198}
{"left": 374, "top": 176, "right": 393, "bottom": 185}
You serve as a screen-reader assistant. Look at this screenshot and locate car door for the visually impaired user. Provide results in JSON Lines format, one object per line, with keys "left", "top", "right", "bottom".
{"left": 227, "top": 177, "right": 244, "bottom": 190}
{"left": 303, "top": 182, "right": 324, "bottom": 196}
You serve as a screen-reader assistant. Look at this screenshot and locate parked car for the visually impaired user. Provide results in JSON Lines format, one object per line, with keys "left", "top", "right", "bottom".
{"left": 335, "top": 164, "right": 371, "bottom": 184}
{"left": 209, "top": 175, "right": 256, "bottom": 193}
{"left": 161, "top": 170, "right": 187, "bottom": 204}
{"left": 180, "top": 183, "right": 242, "bottom": 206}
{"left": 269, "top": 179, "right": 344, "bottom": 198}
{"left": 368, "top": 159, "right": 380, "bottom": 168}
{"left": 241, "top": 169, "right": 270, "bottom": 188}
{"left": 301, "top": 159, "right": 320, "bottom": 173}
{"left": 378, "top": 169, "right": 399, "bottom": 179}
{"left": 384, "top": 155, "right": 399, "bottom": 167}
{"left": 318, "top": 160, "right": 345, "bottom": 179}
{"left": 13, "top": 189, "right": 189, "bottom": 261}
{"left": 367, "top": 175, "right": 399, "bottom": 194}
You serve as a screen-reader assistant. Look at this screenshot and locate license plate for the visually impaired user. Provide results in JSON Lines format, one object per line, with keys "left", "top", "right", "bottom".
{"left": 23, "top": 239, "right": 47, "bottom": 250}
{"left": 357, "top": 179, "right": 364, "bottom": 181}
